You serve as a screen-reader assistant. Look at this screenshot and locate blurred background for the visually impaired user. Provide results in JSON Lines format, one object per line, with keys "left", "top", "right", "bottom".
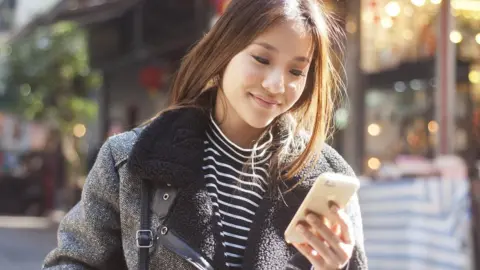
{"left": 0, "top": 0, "right": 479, "bottom": 269}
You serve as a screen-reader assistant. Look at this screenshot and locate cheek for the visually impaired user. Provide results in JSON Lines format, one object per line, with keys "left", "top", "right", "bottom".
{"left": 244, "top": 70, "right": 260, "bottom": 84}
{"left": 241, "top": 64, "right": 263, "bottom": 88}
{"left": 285, "top": 82, "right": 305, "bottom": 106}
{"left": 223, "top": 57, "right": 262, "bottom": 93}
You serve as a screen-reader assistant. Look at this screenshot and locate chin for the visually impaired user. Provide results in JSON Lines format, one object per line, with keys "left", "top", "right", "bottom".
{"left": 244, "top": 115, "right": 276, "bottom": 129}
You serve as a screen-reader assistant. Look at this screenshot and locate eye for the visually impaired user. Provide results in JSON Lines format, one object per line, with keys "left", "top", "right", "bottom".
{"left": 290, "top": 69, "right": 305, "bottom": 77}
{"left": 252, "top": 55, "right": 269, "bottom": 65}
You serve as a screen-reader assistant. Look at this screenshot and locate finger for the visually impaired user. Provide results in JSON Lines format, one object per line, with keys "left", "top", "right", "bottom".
{"left": 338, "top": 210, "right": 355, "bottom": 245}
{"left": 292, "top": 243, "right": 325, "bottom": 269}
{"left": 303, "top": 213, "right": 326, "bottom": 241}
{"left": 327, "top": 203, "right": 353, "bottom": 244}
{"left": 305, "top": 214, "right": 350, "bottom": 264}
{"left": 332, "top": 223, "right": 341, "bottom": 236}
{"left": 306, "top": 213, "right": 338, "bottom": 244}
{"left": 296, "top": 224, "right": 343, "bottom": 268}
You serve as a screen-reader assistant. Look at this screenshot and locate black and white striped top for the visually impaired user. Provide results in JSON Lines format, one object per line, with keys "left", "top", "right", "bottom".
{"left": 203, "top": 114, "right": 272, "bottom": 269}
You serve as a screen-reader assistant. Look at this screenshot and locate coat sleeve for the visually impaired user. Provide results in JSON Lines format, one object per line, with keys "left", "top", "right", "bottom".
{"left": 289, "top": 144, "right": 368, "bottom": 270}
{"left": 343, "top": 193, "right": 368, "bottom": 270}
{"left": 43, "top": 139, "right": 126, "bottom": 270}
{"left": 286, "top": 193, "right": 367, "bottom": 270}
{"left": 324, "top": 144, "right": 368, "bottom": 270}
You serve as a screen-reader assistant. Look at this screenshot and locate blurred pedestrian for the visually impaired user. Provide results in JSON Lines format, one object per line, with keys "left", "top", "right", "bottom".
{"left": 43, "top": 0, "right": 367, "bottom": 269}
{"left": 43, "top": 129, "right": 67, "bottom": 213}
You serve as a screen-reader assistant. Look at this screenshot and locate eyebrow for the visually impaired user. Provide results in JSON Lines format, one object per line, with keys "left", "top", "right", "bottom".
{"left": 253, "top": 42, "right": 310, "bottom": 63}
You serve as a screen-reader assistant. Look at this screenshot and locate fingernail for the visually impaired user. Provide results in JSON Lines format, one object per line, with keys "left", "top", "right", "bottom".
{"left": 330, "top": 205, "right": 339, "bottom": 213}
{"left": 296, "top": 224, "right": 306, "bottom": 233}
{"left": 345, "top": 234, "right": 352, "bottom": 244}
{"left": 306, "top": 214, "right": 317, "bottom": 223}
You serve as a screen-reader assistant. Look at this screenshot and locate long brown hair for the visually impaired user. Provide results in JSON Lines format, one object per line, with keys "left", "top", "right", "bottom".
{"left": 160, "top": 0, "right": 344, "bottom": 184}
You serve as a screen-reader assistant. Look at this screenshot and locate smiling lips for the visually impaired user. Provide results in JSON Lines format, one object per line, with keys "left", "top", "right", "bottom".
{"left": 250, "top": 93, "right": 280, "bottom": 109}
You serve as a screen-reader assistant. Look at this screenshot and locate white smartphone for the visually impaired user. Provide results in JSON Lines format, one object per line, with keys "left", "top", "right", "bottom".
{"left": 284, "top": 172, "right": 360, "bottom": 244}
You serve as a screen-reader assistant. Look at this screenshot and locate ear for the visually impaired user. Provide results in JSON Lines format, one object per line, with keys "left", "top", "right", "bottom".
{"left": 205, "top": 77, "right": 218, "bottom": 89}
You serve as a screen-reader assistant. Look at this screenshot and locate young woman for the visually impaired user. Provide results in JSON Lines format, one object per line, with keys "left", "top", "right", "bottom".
{"left": 43, "top": 0, "right": 367, "bottom": 269}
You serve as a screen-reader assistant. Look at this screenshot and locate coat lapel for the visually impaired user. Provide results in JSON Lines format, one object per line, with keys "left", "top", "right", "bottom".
{"left": 161, "top": 180, "right": 227, "bottom": 269}
{"left": 128, "top": 108, "right": 227, "bottom": 269}
{"left": 241, "top": 183, "right": 309, "bottom": 269}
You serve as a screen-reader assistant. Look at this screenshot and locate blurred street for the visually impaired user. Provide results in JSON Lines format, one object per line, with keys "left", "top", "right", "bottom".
{"left": 0, "top": 216, "right": 57, "bottom": 270}
{"left": 0, "top": 0, "right": 479, "bottom": 269}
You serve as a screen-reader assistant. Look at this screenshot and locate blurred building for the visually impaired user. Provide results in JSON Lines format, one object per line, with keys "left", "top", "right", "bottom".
{"left": 340, "top": 0, "right": 480, "bottom": 175}
{"left": 6, "top": 0, "right": 218, "bottom": 146}
{"left": 7, "top": 0, "right": 480, "bottom": 177}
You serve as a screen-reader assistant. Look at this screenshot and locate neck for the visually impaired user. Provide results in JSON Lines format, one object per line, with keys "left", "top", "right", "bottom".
{"left": 214, "top": 96, "right": 264, "bottom": 148}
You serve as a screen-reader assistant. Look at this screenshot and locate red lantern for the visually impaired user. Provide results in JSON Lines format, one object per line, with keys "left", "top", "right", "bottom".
{"left": 139, "top": 66, "right": 163, "bottom": 96}
{"left": 474, "top": 109, "right": 480, "bottom": 127}
{"left": 211, "top": 0, "right": 231, "bottom": 15}
{"left": 368, "top": 0, "right": 380, "bottom": 25}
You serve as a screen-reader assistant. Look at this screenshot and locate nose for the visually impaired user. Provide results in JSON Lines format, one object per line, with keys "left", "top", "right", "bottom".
{"left": 261, "top": 69, "right": 285, "bottom": 94}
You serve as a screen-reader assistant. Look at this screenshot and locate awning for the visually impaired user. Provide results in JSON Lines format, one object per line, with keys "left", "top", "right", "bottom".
{"left": 8, "top": 0, "right": 141, "bottom": 43}
{"left": 365, "top": 58, "right": 472, "bottom": 89}
{"left": 53, "top": 0, "right": 141, "bottom": 25}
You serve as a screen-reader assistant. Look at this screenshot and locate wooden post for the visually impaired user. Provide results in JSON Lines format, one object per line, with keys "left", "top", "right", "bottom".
{"left": 435, "top": 0, "right": 456, "bottom": 155}
{"left": 343, "top": 0, "right": 365, "bottom": 173}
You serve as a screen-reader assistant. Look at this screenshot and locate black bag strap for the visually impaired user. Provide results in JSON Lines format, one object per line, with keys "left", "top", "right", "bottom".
{"left": 132, "top": 127, "right": 155, "bottom": 270}
{"left": 131, "top": 126, "right": 153, "bottom": 270}
{"left": 137, "top": 180, "right": 153, "bottom": 270}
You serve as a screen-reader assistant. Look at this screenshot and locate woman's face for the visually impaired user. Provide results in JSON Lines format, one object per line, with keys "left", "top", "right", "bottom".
{"left": 217, "top": 20, "right": 313, "bottom": 130}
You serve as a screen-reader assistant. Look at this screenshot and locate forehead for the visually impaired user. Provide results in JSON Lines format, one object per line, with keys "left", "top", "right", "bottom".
{"left": 252, "top": 20, "right": 313, "bottom": 58}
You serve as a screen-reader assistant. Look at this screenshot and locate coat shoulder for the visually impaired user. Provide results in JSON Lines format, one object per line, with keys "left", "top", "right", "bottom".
{"left": 320, "top": 144, "right": 356, "bottom": 177}
{"left": 320, "top": 144, "right": 368, "bottom": 269}
{"left": 105, "top": 128, "right": 144, "bottom": 167}
{"left": 294, "top": 129, "right": 355, "bottom": 178}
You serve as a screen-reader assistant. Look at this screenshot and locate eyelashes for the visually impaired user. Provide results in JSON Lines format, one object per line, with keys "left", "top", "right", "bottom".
{"left": 253, "top": 55, "right": 269, "bottom": 65}
{"left": 251, "top": 55, "right": 306, "bottom": 77}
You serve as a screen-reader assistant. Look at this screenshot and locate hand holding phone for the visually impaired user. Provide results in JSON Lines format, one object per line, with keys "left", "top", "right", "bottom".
{"left": 284, "top": 172, "right": 359, "bottom": 244}
{"left": 284, "top": 173, "right": 359, "bottom": 269}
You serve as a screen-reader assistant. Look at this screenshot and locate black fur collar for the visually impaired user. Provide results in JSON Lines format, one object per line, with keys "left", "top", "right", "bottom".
{"left": 128, "top": 107, "right": 210, "bottom": 188}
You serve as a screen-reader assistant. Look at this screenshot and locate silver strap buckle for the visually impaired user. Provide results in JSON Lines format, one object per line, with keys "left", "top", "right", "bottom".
{"left": 136, "top": 230, "right": 154, "bottom": 248}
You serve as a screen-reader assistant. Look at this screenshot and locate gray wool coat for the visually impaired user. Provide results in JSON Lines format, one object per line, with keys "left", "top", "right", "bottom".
{"left": 43, "top": 108, "right": 368, "bottom": 270}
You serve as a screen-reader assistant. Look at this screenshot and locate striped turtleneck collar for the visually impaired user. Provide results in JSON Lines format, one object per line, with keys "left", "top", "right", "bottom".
{"left": 207, "top": 114, "right": 273, "bottom": 162}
